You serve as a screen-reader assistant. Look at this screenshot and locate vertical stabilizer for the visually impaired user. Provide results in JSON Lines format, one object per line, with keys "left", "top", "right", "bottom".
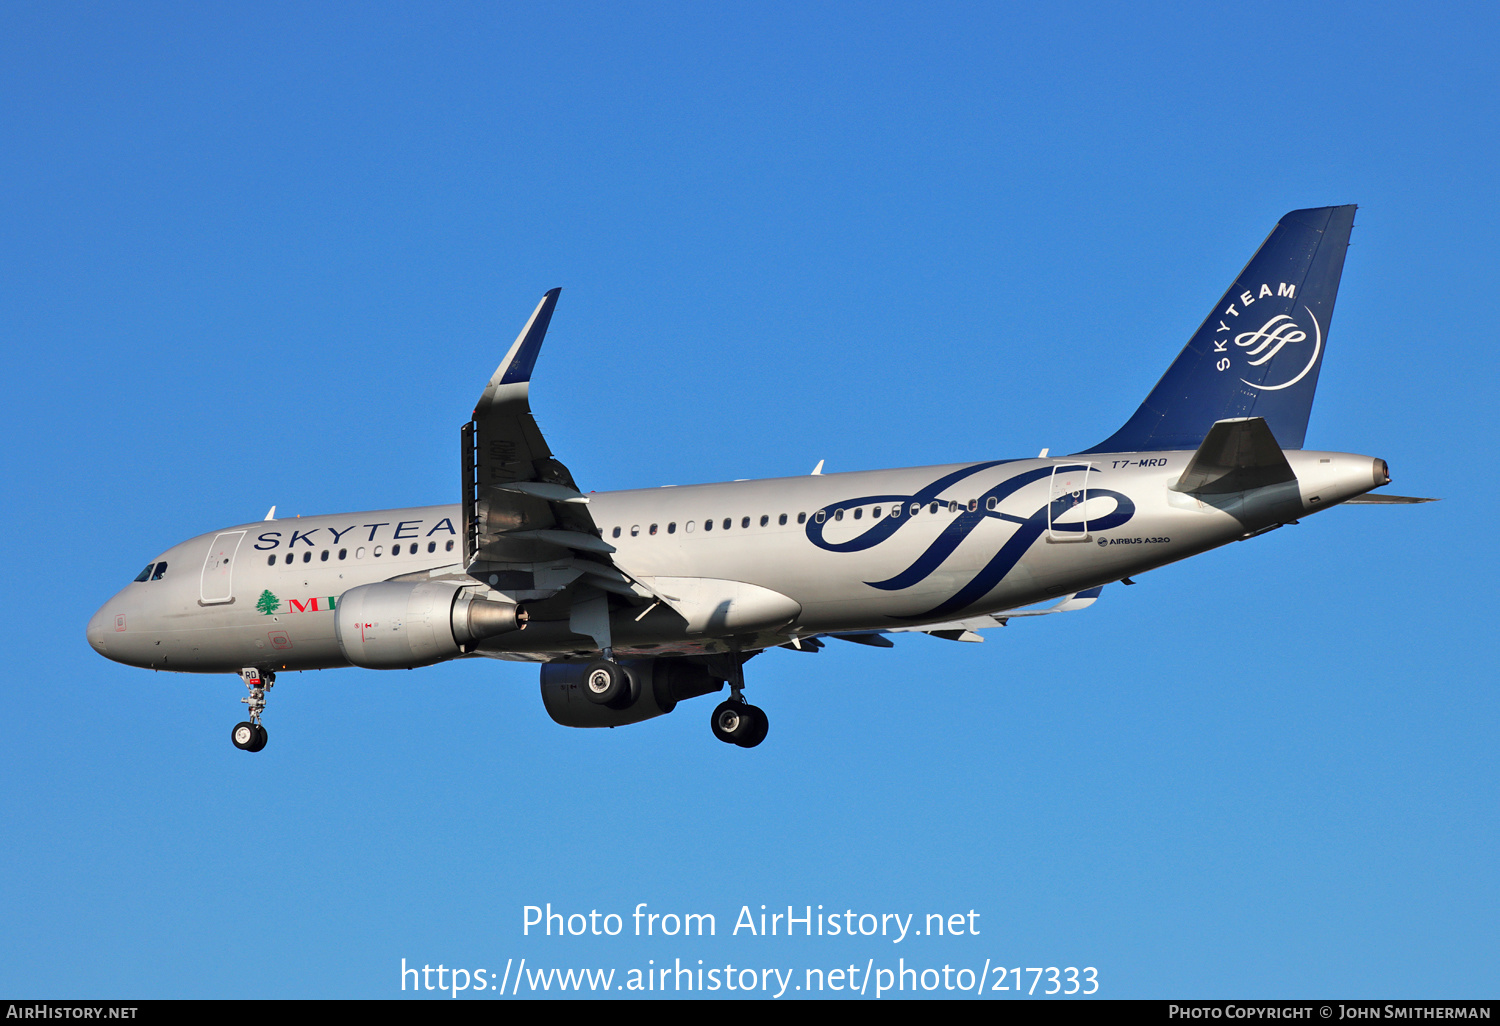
{"left": 1081, "top": 205, "right": 1356, "bottom": 454}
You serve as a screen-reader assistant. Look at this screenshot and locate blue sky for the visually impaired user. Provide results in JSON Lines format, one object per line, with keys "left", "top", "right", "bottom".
{"left": 3, "top": 1, "right": 1495, "bottom": 999}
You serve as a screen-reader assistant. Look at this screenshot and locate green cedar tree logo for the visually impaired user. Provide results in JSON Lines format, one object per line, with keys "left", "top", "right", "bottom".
{"left": 256, "top": 590, "right": 280, "bottom": 615}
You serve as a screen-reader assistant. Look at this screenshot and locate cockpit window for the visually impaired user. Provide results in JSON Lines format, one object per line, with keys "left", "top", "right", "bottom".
{"left": 133, "top": 563, "right": 155, "bottom": 583}
{"left": 151, "top": 562, "right": 168, "bottom": 580}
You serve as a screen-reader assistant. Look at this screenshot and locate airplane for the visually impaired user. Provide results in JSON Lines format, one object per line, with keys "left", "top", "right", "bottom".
{"left": 87, "top": 205, "right": 1433, "bottom": 751}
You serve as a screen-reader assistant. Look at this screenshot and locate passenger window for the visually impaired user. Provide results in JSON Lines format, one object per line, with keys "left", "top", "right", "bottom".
{"left": 705, "top": 519, "right": 713, "bottom": 531}
{"left": 910, "top": 503, "right": 921, "bottom": 516}
{"left": 834, "top": 509, "right": 844, "bottom": 521}
{"left": 612, "top": 527, "right": 621, "bottom": 538}
{"left": 134, "top": 564, "right": 155, "bottom": 582}
{"left": 427, "top": 541, "right": 436, "bottom": 553}
{"left": 686, "top": 520, "right": 696, "bottom": 533}
{"left": 723, "top": 518, "right": 731, "bottom": 530}
{"left": 339, "top": 549, "right": 348, "bottom": 560}
{"left": 321, "top": 550, "right": 330, "bottom": 561}
{"left": 667, "top": 522, "right": 676, "bottom": 534}
{"left": 266, "top": 556, "right": 276, "bottom": 567}
{"left": 948, "top": 501, "right": 958, "bottom": 513}
{"left": 814, "top": 511, "right": 825, "bottom": 523}
{"left": 873, "top": 507, "right": 881, "bottom": 518}
{"left": 741, "top": 516, "right": 750, "bottom": 529}
{"left": 373, "top": 546, "right": 383, "bottom": 557}
{"left": 356, "top": 547, "right": 366, "bottom": 558}
{"left": 759, "top": 515, "right": 768, "bottom": 527}
{"left": 929, "top": 502, "right": 940, "bottom": 514}
{"left": 779, "top": 514, "right": 787, "bottom": 526}
{"left": 797, "top": 512, "right": 806, "bottom": 524}
{"left": 986, "top": 497, "right": 997, "bottom": 511}
{"left": 891, "top": 504, "right": 901, "bottom": 518}
{"left": 968, "top": 499, "right": 978, "bottom": 512}
{"left": 284, "top": 553, "right": 294, "bottom": 565}
{"left": 649, "top": 524, "right": 658, "bottom": 535}
{"left": 631, "top": 525, "right": 640, "bottom": 537}
{"left": 302, "top": 551, "right": 312, "bottom": 563}
{"left": 853, "top": 508, "right": 863, "bottom": 520}
{"left": 445, "top": 540, "right": 454, "bottom": 551}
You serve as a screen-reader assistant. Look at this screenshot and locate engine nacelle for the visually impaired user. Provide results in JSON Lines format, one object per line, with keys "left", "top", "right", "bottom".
{"left": 334, "top": 581, "right": 524, "bottom": 669}
{"left": 540, "top": 658, "right": 725, "bottom": 728}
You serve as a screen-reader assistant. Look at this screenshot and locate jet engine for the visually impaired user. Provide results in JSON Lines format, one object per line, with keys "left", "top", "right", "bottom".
{"left": 334, "top": 581, "right": 525, "bottom": 669}
{"left": 540, "top": 658, "right": 725, "bottom": 728}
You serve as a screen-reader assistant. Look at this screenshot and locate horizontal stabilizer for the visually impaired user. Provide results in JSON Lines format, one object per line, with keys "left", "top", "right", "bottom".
{"left": 1171, "top": 417, "right": 1295, "bottom": 494}
{"left": 1343, "top": 494, "right": 1439, "bottom": 504}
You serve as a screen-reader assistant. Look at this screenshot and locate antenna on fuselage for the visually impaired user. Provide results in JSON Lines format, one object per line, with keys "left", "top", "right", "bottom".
{"left": 263, "top": 506, "right": 276, "bottom": 521}
{"left": 811, "top": 460, "right": 824, "bottom": 476}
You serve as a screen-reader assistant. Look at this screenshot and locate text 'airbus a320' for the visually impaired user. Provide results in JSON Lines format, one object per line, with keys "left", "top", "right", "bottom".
{"left": 88, "top": 205, "right": 1431, "bottom": 751}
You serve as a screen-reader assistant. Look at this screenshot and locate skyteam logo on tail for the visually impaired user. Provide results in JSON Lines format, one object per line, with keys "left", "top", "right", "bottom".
{"left": 1212, "top": 282, "right": 1322, "bottom": 391}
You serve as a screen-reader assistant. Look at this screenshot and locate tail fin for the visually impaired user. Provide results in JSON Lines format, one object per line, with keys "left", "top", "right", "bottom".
{"left": 1080, "top": 205, "right": 1356, "bottom": 454}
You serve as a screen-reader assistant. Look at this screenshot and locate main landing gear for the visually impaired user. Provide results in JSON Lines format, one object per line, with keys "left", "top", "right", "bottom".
{"left": 710, "top": 700, "right": 768, "bottom": 748}
{"left": 231, "top": 667, "right": 273, "bottom": 752}
{"left": 710, "top": 656, "right": 767, "bottom": 749}
{"left": 581, "top": 656, "right": 632, "bottom": 709}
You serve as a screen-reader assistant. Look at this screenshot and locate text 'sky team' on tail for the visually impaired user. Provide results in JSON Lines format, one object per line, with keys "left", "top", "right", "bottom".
{"left": 88, "top": 206, "right": 1434, "bottom": 751}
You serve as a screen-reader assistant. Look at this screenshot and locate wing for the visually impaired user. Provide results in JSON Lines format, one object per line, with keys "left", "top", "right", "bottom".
{"left": 460, "top": 290, "right": 644, "bottom": 605}
{"left": 883, "top": 586, "right": 1106, "bottom": 642}
{"left": 783, "top": 587, "right": 1106, "bottom": 650}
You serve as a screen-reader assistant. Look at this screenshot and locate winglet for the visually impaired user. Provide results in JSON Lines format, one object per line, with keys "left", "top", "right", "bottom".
{"left": 474, "top": 288, "right": 561, "bottom": 415}
{"left": 1053, "top": 586, "right": 1104, "bottom": 612}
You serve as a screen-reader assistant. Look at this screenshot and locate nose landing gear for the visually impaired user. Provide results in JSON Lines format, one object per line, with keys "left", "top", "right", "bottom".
{"left": 232, "top": 667, "right": 273, "bottom": 752}
{"left": 231, "top": 720, "right": 266, "bottom": 752}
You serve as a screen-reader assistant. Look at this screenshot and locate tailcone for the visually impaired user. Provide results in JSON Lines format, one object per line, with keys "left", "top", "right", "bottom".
{"left": 1286, "top": 451, "right": 1390, "bottom": 511}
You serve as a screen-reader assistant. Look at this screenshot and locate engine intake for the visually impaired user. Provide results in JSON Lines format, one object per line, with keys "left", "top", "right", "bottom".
{"left": 334, "top": 581, "right": 525, "bottom": 669}
{"left": 541, "top": 658, "right": 724, "bottom": 728}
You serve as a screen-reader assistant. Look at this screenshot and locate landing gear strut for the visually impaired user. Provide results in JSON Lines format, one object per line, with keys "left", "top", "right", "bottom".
{"left": 232, "top": 667, "right": 272, "bottom": 752}
{"left": 709, "top": 654, "right": 768, "bottom": 748}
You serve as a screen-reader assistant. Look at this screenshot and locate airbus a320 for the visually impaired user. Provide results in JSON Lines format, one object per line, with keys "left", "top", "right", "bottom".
{"left": 87, "top": 206, "right": 1431, "bottom": 751}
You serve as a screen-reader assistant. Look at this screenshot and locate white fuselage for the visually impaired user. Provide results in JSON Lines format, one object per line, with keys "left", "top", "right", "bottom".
{"left": 86, "top": 449, "right": 1384, "bottom": 675}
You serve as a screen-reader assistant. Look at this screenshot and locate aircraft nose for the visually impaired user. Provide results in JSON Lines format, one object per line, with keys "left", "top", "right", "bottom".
{"left": 86, "top": 605, "right": 111, "bottom": 657}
